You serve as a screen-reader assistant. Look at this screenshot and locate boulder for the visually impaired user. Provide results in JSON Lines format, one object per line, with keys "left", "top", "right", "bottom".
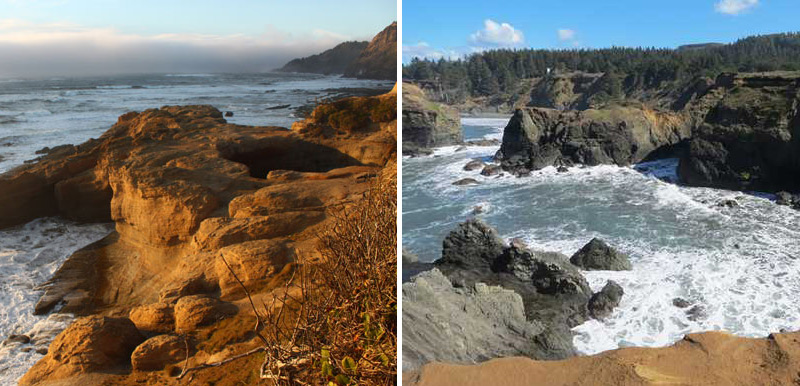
{"left": 480, "top": 164, "right": 502, "bottom": 176}
{"left": 588, "top": 280, "right": 624, "bottom": 320}
{"left": 19, "top": 316, "right": 144, "bottom": 385}
{"left": 129, "top": 303, "right": 175, "bottom": 334}
{"left": 569, "top": 238, "right": 632, "bottom": 271}
{"left": 437, "top": 219, "right": 506, "bottom": 270}
{"left": 131, "top": 334, "right": 186, "bottom": 371}
{"left": 452, "top": 178, "right": 480, "bottom": 186}
{"left": 174, "top": 295, "right": 237, "bottom": 332}
{"left": 402, "top": 269, "right": 570, "bottom": 371}
{"left": 215, "top": 239, "right": 295, "bottom": 297}
{"left": 3, "top": 334, "right": 31, "bottom": 346}
{"left": 463, "top": 159, "right": 486, "bottom": 171}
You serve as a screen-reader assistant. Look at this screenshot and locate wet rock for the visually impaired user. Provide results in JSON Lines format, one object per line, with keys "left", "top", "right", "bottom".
{"left": 131, "top": 334, "right": 186, "bottom": 371}
{"left": 224, "top": 111, "right": 234, "bottom": 117}
{"left": 717, "top": 199, "right": 739, "bottom": 208}
{"left": 19, "top": 316, "right": 144, "bottom": 385}
{"left": 480, "top": 164, "right": 502, "bottom": 176}
{"left": 465, "top": 139, "right": 500, "bottom": 147}
{"left": 588, "top": 280, "right": 624, "bottom": 320}
{"left": 174, "top": 295, "right": 237, "bottom": 332}
{"left": 686, "top": 304, "right": 707, "bottom": 321}
{"left": 495, "top": 243, "right": 591, "bottom": 296}
{"left": 455, "top": 146, "right": 468, "bottom": 152}
{"left": 557, "top": 166, "right": 569, "bottom": 173}
{"left": 672, "top": 297, "right": 691, "bottom": 308}
{"left": 3, "top": 334, "right": 31, "bottom": 345}
{"left": 452, "top": 178, "right": 480, "bottom": 186}
{"left": 463, "top": 159, "right": 486, "bottom": 171}
{"left": 570, "top": 238, "right": 632, "bottom": 271}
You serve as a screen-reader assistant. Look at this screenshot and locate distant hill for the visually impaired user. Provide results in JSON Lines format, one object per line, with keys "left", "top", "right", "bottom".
{"left": 344, "top": 22, "right": 397, "bottom": 80}
{"left": 277, "top": 41, "right": 368, "bottom": 75}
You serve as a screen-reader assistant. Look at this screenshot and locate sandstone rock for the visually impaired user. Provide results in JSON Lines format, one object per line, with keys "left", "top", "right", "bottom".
{"left": 19, "top": 316, "right": 144, "bottom": 385}
{"left": 588, "top": 280, "right": 624, "bottom": 320}
{"left": 174, "top": 295, "right": 237, "bottom": 332}
{"left": 569, "top": 238, "right": 632, "bottom": 271}
{"left": 192, "top": 212, "right": 324, "bottom": 251}
{"left": 129, "top": 303, "right": 175, "bottom": 334}
{"left": 216, "top": 239, "right": 295, "bottom": 297}
{"left": 131, "top": 334, "right": 185, "bottom": 371}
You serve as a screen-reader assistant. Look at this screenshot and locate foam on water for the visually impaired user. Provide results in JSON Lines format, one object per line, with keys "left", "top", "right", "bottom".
{"left": 403, "top": 117, "right": 800, "bottom": 357}
{"left": 0, "top": 218, "right": 112, "bottom": 384}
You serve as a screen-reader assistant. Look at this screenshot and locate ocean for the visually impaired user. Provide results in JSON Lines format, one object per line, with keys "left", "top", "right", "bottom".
{"left": 0, "top": 72, "right": 392, "bottom": 383}
{"left": 402, "top": 118, "right": 800, "bottom": 356}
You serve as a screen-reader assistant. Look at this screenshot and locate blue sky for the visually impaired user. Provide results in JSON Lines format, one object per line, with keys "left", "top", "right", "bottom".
{"left": 403, "top": 0, "right": 800, "bottom": 62}
{"left": 0, "top": 0, "right": 396, "bottom": 77}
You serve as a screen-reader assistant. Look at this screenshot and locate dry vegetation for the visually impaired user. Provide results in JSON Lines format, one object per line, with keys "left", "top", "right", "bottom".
{"left": 180, "top": 167, "right": 397, "bottom": 385}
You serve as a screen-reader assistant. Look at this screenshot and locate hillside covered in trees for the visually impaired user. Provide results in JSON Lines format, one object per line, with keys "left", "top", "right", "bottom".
{"left": 403, "top": 32, "right": 800, "bottom": 107}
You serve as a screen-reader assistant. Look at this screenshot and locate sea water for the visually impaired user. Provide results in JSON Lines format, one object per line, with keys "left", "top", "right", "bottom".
{"left": 402, "top": 117, "right": 800, "bottom": 356}
{"left": 0, "top": 72, "right": 392, "bottom": 383}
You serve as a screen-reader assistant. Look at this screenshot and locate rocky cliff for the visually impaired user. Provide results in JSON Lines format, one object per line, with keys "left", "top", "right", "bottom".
{"left": 678, "top": 72, "right": 800, "bottom": 192}
{"left": 277, "top": 41, "right": 368, "bottom": 75}
{"left": 4, "top": 88, "right": 396, "bottom": 385}
{"left": 402, "top": 82, "right": 462, "bottom": 155}
{"left": 344, "top": 22, "right": 397, "bottom": 81}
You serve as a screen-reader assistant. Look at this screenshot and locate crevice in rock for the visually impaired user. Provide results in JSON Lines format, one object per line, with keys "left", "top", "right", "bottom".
{"left": 217, "top": 137, "right": 363, "bottom": 179}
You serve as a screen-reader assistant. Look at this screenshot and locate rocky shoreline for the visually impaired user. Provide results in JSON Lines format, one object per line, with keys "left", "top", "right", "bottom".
{"left": 403, "top": 219, "right": 627, "bottom": 371}
{"left": 0, "top": 87, "right": 396, "bottom": 384}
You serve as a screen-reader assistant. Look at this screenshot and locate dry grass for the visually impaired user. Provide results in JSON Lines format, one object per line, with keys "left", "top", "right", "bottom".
{"left": 180, "top": 167, "right": 397, "bottom": 385}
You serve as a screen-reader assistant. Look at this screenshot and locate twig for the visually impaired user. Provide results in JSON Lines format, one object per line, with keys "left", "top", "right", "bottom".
{"left": 177, "top": 346, "right": 266, "bottom": 379}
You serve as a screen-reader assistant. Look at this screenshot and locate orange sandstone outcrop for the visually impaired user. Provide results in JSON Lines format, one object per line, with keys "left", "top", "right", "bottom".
{"left": 406, "top": 331, "right": 800, "bottom": 386}
{"left": 8, "top": 87, "right": 396, "bottom": 385}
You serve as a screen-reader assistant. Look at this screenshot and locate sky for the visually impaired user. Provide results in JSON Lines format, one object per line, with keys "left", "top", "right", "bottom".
{"left": 0, "top": 0, "right": 396, "bottom": 78}
{"left": 403, "top": 0, "right": 800, "bottom": 62}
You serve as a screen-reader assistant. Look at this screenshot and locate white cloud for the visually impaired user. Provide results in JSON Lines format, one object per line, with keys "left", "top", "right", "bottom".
{"left": 0, "top": 19, "right": 352, "bottom": 77}
{"left": 557, "top": 29, "right": 576, "bottom": 42}
{"left": 715, "top": 0, "right": 759, "bottom": 15}
{"left": 469, "top": 19, "right": 524, "bottom": 47}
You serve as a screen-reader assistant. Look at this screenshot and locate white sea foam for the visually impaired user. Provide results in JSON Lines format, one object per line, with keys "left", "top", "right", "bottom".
{"left": 0, "top": 218, "right": 112, "bottom": 384}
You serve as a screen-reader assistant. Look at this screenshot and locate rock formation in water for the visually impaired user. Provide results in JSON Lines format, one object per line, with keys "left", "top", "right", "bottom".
{"left": 406, "top": 331, "right": 800, "bottom": 386}
{"left": 402, "top": 82, "right": 462, "bottom": 155}
{"left": 403, "top": 219, "right": 625, "bottom": 371}
{"left": 497, "top": 105, "right": 690, "bottom": 174}
{"left": 2, "top": 88, "right": 396, "bottom": 385}
{"left": 277, "top": 41, "right": 368, "bottom": 75}
{"left": 344, "top": 22, "right": 397, "bottom": 81}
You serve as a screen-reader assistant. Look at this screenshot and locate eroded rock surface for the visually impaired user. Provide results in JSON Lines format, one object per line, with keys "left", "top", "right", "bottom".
{"left": 402, "top": 83, "right": 463, "bottom": 154}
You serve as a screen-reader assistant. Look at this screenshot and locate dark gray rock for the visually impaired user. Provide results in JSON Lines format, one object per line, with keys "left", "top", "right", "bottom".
{"left": 672, "top": 297, "right": 691, "bottom": 308}
{"left": 480, "top": 164, "right": 502, "bottom": 176}
{"left": 452, "top": 178, "right": 480, "bottom": 186}
{"left": 463, "top": 159, "right": 486, "bottom": 171}
{"left": 438, "top": 219, "right": 505, "bottom": 270}
{"left": 402, "top": 83, "right": 463, "bottom": 151}
{"left": 588, "top": 280, "right": 624, "bottom": 320}
{"left": 570, "top": 238, "right": 632, "bottom": 271}
{"left": 402, "top": 269, "right": 572, "bottom": 371}
{"left": 3, "top": 334, "right": 30, "bottom": 346}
